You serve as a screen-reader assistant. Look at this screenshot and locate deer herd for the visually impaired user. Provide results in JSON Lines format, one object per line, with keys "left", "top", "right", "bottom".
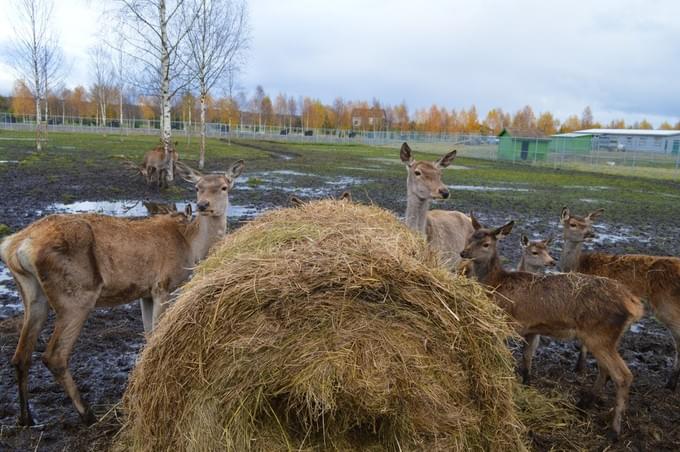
{"left": 1, "top": 141, "right": 679, "bottom": 440}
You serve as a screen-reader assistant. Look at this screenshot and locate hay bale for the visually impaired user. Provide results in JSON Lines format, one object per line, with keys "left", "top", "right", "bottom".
{"left": 117, "top": 200, "right": 537, "bottom": 451}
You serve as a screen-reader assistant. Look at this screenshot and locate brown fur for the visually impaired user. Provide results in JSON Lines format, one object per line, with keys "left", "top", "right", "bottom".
{"left": 400, "top": 142, "right": 474, "bottom": 268}
{"left": 142, "top": 144, "right": 179, "bottom": 188}
{"left": 561, "top": 207, "right": 680, "bottom": 389}
{"left": 461, "top": 216, "right": 643, "bottom": 439}
{"left": 0, "top": 160, "right": 244, "bottom": 426}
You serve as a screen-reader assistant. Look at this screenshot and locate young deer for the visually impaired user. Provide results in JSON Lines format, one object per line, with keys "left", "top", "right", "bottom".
{"left": 461, "top": 214, "right": 643, "bottom": 439}
{"left": 560, "top": 207, "right": 680, "bottom": 389}
{"left": 0, "top": 160, "right": 244, "bottom": 426}
{"left": 400, "top": 142, "right": 473, "bottom": 268}
{"left": 141, "top": 143, "right": 179, "bottom": 188}
{"left": 517, "top": 235, "right": 556, "bottom": 379}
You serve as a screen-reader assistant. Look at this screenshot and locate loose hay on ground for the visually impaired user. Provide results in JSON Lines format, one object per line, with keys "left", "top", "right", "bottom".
{"left": 116, "top": 200, "right": 586, "bottom": 451}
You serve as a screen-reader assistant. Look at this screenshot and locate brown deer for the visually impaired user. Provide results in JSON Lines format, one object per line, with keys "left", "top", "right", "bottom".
{"left": 460, "top": 214, "right": 643, "bottom": 439}
{"left": 288, "top": 191, "right": 352, "bottom": 207}
{"left": 141, "top": 143, "right": 179, "bottom": 188}
{"left": 517, "top": 234, "right": 556, "bottom": 380}
{"left": 560, "top": 207, "right": 680, "bottom": 389}
{"left": 0, "top": 160, "right": 244, "bottom": 426}
{"left": 399, "top": 142, "right": 473, "bottom": 268}
{"left": 142, "top": 200, "right": 179, "bottom": 216}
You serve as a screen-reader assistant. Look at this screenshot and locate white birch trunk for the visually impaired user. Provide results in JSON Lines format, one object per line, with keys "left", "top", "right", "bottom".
{"left": 159, "top": 0, "right": 173, "bottom": 182}
{"left": 199, "top": 92, "right": 207, "bottom": 169}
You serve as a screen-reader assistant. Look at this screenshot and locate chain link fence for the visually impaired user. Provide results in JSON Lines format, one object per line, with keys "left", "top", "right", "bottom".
{"left": 1, "top": 112, "right": 678, "bottom": 179}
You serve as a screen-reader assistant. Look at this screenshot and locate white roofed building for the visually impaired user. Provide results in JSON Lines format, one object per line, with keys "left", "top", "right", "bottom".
{"left": 569, "top": 129, "right": 680, "bottom": 154}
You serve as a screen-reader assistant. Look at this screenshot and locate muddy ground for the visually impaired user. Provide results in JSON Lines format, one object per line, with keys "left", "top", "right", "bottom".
{"left": 0, "top": 138, "right": 679, "bottom": 451}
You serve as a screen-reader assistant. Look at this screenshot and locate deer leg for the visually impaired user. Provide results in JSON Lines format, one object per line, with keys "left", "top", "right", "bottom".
{"left": 575, "top": 343, "right": 588, "bottom": 373}
{"left": 41, "top": 302, "right": 96, "bottom": 425}
{"left": 151, "top": 289, "right": 170, "bottom": 331}
{"left": 666, "top": 328, "right": 680, "bottom": 390}
{"left": 140, "top": 297, "right": 154, "bottom": 334}
{"left": 11, "top": 272, "right": 49, "bottom": 426}
{"left": 587, "top": 341, "right": 633, "bottom": 441}
{"left": 521, "top": 334, "right": 540, "bottom": 385}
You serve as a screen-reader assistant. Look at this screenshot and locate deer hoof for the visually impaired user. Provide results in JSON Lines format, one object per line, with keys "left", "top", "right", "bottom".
{"left": 18, "top": 412, "right": 35, "bottom": 427}
{"left": 80, "top": 408, "right": 97, "bottom": 426}
{"left": 606, "top": 429, "right": 620, "bottom": 443}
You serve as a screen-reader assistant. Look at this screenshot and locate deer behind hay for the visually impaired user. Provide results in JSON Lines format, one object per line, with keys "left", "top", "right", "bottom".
{"left": 400, "top": 142, "right": 473, "bottom": 268}
{"left": 516, "top": 235, "right": 557, "bottom": 383}
{"left": 0, "top": 160, "right": 244, "bottom": 426}
{"left": 560, "top": 207, "right": 680, "bottom": 389}
{"left": 461, "top": 214, "right": 643, "bottom": 439}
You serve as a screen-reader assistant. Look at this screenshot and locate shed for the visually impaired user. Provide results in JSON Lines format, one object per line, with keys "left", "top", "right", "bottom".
{"left": 497, "top": 128, "right": 550, "bottom": 162}
{"left": 570, "top": 129, "right": 680, "bottom": 154}
{"left": 550, "top": 133, "right": 593, "bottom": 155}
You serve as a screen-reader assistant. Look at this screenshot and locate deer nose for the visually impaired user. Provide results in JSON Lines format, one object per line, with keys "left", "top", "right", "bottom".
{"left": 585, "top": 231, "right": 596, "bottom": 239}
{"left": 439, "top": 188, "right": 450, "bottom": 199}
{"left": 460, "top": 250, "right": 469, "bottom": 258}
{"left": 548, "top": 260, "right": 556, "bottom": 267}
{"left": 197, "top": 201, "right": 210, "bottom": 212}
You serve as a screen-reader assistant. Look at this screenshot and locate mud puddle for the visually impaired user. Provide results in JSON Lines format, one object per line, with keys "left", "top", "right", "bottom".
{"left": 46, "top": 200, "right": 262, "bottom": 219}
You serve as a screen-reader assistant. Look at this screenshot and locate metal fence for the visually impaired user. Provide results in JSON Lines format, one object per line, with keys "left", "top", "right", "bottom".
{"left": 1, "top": 112, "right": 678, "bottom": 179}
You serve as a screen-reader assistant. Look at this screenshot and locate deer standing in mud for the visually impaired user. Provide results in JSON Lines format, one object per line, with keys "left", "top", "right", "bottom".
{"left": 460, "top": 214, "right": 643, "bottom": 439}
{"left": 400, "top": 142, "right": 473, "bottom": 268}
{"left": 141, "top": 144, "right": 179, "bottom": 188}
{"left": 0, "top": 160, "right": 244, "bottom": 426}
{"left": 516, "top": 235, "right": 556, "bottom": 381}
{"left": 560, "top": 207, "right": 680, "bottom": 390}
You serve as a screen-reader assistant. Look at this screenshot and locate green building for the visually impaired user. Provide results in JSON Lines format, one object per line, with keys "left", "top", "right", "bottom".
{"left": 550, "top": 133, "right": 594, "bottom": 155}
{"left": 497, "top": 128, "right": 550, "bottom": 162}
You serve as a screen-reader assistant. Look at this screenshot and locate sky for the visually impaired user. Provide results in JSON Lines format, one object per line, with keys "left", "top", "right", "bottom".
{"left": 0, "top": 0, "right": 679, "bottom": 126}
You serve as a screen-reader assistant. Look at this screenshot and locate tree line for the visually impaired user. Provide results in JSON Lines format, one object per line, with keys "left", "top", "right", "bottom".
{"left": 7, "top": 82, "right": 680, "bottom": 136}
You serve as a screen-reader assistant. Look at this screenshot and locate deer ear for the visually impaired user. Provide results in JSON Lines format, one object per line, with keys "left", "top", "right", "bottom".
{"left": 494, "top": 221, "right": 514, "bottom": 240}
{"left": 227, "top": 160, "right": 245, "bottom": 180}
{"left": 587, "top": 208, "right": 604, "bottom": 220}
{"left": 400, "top": 142, "right": 413, "bottom": 166}
{"left": 175, "top": 161, "right": 203, "bottom": 184}
{"left": 520, "top": 235, "right": 529, "bottom": 247}
{"left": 560, "top": 207, "right": 570, "bottom": 223}
{"left": 340, "top": 191, "right": 352, "bottom": 202}
{"left": 470, "top": 211, "right": 483, "bottom": 230}
{"left": 435, "top": 149, "right": 457, "bottom": 168}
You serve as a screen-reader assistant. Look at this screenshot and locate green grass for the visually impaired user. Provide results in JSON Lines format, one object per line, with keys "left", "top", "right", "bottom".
{"left": 0, "top": 129, "right": 678, "bottom": 226}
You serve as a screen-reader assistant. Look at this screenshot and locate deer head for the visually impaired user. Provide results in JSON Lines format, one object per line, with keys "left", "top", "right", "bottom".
{"left": 176, "top": 160, "right": 245, "bottom": 217}
{"left": 560, "top": 207, "right": 604, "bottom": 243}
{"left": 400, "top": 142, "right": 456, "bottom": 201}
{"left": 520, "top": 235, "right": 556, "bottom": 268}
{"left": 460, "top": 212, "right": 514, "bottom": 262}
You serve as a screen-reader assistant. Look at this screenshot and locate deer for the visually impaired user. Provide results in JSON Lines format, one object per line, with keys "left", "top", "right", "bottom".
{"left": 0, "top": 159, "right": 244, "bottom": 427}
{"left": 460, "top": 214, "right": 643, "bottom": 439}
{"left": 141, "top": 143, "right": 179, "bottom": 188}
{"left": 288, "top": 191, "right": 352, "bottom": 207}
{"left": 399, "top": 142, "right": 473, "bottom": 268}
{"left": 560, "top": 207, "right": 680, "bottom": 390}
{"left": 142, "top": 200, "right": 179, "bottom": 216}
{"left": 516, "top": 235, "right": 557, "bottom": 379}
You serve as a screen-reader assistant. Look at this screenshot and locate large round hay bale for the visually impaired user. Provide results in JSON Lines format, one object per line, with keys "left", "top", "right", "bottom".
{"left": 117, "top": 200, "right": 529, "bottom": 451}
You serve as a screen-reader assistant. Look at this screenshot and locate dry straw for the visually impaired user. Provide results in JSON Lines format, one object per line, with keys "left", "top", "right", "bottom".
{"left": 116, "top": 200, "right": 586, "bottom": 451}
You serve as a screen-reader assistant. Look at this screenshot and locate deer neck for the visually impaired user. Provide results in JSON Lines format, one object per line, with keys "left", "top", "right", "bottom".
{"left": 560, "top": 238, "right": 583, "bottom": 272}
{"left": 472, "top": 254, "right": 506, "bottom": 286}
{"left": 186, "top": 213, "right": 227, "bottom": 263}
{"left": 405, "top": 191, "right": 431, "bottom": 235}
{"left": 517, "top": 256, "right": 541, "bottom": 274}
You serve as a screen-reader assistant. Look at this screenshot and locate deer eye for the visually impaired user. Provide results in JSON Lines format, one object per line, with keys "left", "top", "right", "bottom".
{"left": 532, "top": 251, "right": 538, "bottom": 255}
{"left": 482, "top": 243, "right": 489, "bottom": 248}
{"left": 570, "top": 223, "right": 577, "bottom": 227}
{"left": 221, "top": 186, "right": 228, "bottom": 191}
{"left": 414, "top": 170, "right": 421, "bottom": 176}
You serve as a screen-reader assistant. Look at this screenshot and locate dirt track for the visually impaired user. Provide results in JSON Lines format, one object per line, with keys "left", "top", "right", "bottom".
{"left": 1, "top": 141, "right": 679, "bottom": 451}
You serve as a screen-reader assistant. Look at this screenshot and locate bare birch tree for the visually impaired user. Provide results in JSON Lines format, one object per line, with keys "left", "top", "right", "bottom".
{"left": 111, "top": 0, "right": 199, "bottom": 183}
{"left": 9, "top": 0, "right": 64, "bottom": 151}
{"left": 185, "top": 0, "right": 249, "bottom": 169}
{"left": 89, "top": 44, "right": 116, "bottom": 127}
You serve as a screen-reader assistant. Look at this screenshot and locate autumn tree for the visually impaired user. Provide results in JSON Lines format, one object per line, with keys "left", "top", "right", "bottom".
{"left": 608, "top": 118, "right": 625, "bottom": 129}
{"left": 185, "top": 0, "right": 249, "bottom": 168}
{"left": 560, "top": 115, "right": 581, "bottom": 133}
{"left": 536, "top": 111, "right": 558, "bottom": 135}
{"left": 112, "top": 0, "right": 199, "bottom": 182}
{"left": 483, "top": 108, "right": 507, "bottom": 135}
{"left": 89, "top": 44, "right": 116, "bottom": 126}
{"left": 637, "top": 119, "right": 653, "bottom": 129}
{"left": 581, "top": 106, "right": 594, "bottom": 129}
{"left": 260, "top": 95, "right": 273, "bottom": 126}
{"left": 274, "top": 93, "right": 287, "bottom": 127}
{"left": 10, "top": 80, "right": 34, "bottom": 117}
{"left": 393, "top": 101, "right": 409, "bottom": 131}
{"left": 659, "top": 121, "right": 673, "bottom": 130}
{"left": 286, "top": 96, "right": 297, "bottom": 129}
{"left": 511, "top": 105, "right": 536, "bottom": 131}
{"left": 9, "top": 0, "right": 65, "bottom": 150}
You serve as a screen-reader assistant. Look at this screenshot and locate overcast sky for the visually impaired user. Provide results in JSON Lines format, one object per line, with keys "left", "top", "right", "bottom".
{"left": 0, "top": 0, "right": 678, "bottom": 125}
